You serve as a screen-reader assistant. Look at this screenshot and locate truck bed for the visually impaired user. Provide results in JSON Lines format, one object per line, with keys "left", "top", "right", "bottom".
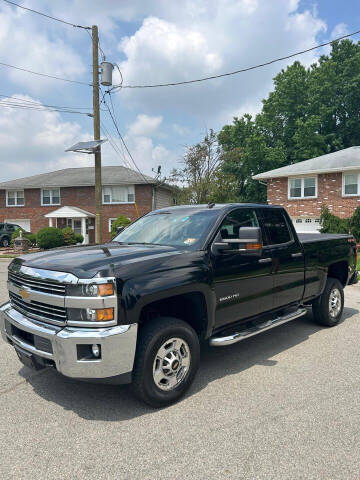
{"left": 298, "top": 233, "right": 352, "bottom": 243}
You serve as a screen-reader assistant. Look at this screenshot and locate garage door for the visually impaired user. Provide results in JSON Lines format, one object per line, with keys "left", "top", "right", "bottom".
{"left": 5, "top": 219, "right": 31, "bottom": 232}
{"left": 292, "top": 217, "right": 320, "bottom": 233}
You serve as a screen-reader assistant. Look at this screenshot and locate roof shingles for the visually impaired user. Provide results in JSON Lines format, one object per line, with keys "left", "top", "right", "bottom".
{"left": 0, "top": 166, "right": 156, "bottom": 189}
{"left": 253, "top": 146, "right": 360, "bottom": 180}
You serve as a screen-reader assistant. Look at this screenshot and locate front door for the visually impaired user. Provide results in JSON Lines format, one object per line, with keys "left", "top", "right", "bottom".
{"left": 66, "top": 218, "right": 88, "bottom": 244}
{"left": 212, "top": 207, "right": 274, "bottom": 330}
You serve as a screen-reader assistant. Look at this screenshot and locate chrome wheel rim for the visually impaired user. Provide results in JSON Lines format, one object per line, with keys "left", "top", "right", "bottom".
{"left": 329, "top": 288, "right": 341, "bottom": 318}
{"left": 153, "top": 337, "right": 191, "bottom": 391}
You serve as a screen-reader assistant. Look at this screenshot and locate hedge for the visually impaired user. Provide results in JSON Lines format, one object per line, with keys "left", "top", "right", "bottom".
{"left": 36, "top": 227, "right": 64, "bottom": 250}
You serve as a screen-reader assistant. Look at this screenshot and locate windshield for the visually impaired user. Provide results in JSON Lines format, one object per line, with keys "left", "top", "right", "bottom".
{"left": 113, "top": 209, "right": 219, "bottom": 249}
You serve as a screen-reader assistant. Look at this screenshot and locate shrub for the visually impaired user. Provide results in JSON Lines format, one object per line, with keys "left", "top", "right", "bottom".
{"left": 75, "top": 233, "right": 84, "bottom": 244}
{"left": 11, "top": 227, "right": 37, "bottom": 247}
{"left": 349, "top": 206, "right": 360, "bottom": 242}
{"left": 320, "top": 206, "right": 349, "bottom": 235}
{"left": 36, "top": 227, "right": 64, "bottom": 250}
{"left": 61, "top": 227, "right": 77, "bottom": 246}
{"left": 111, "top": 215, "right": 131, "bottom": 237}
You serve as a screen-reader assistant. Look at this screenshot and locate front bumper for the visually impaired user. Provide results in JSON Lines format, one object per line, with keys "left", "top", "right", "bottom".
{"left": 0, "top": 302, "right": 137, "bottom": 381}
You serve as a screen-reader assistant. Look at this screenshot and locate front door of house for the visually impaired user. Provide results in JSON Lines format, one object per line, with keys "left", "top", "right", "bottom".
{"left": 66, "top": 218, "right": 88, "bottom": 244}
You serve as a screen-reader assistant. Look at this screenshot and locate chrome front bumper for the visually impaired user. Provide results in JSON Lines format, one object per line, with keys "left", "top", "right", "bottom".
{"left": 0, "top": 302, "right": 138, "bottom": 380}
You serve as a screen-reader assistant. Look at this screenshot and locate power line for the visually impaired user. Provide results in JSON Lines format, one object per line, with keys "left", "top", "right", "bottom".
{"left": 101, "top": 91, "right": 150, "bottom": 184}
{"left": 85, "top": 29, "right": 106, "bottom": 62}
{"left": 1, "top": 0, "right": 90, "bottom": 29}
{"left": 112, "top": 28, "right": 360, "bottom": 90}
{"left": 100, "top": 121, "right": 134, "bottom": 170}
{"left": 0, "top": 101, "right": 92, "bottom": 115}
{"left": 0, "top": 60, "right": 91, "bottom": 85}
{"left": 0, "top": 93, "right": 93, "bottom": 110}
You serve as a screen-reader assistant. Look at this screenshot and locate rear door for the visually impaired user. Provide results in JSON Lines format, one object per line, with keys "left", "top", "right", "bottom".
{"left": 212, "top": 207, "right": 274, "bottom": 329}
{"left": 260, "top": 208, "right": 305, "bottom": 308}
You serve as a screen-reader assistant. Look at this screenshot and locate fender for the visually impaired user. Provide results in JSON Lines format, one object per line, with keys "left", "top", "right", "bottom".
{"left": 118, "top": 255, "right": 217, "bottom": 338}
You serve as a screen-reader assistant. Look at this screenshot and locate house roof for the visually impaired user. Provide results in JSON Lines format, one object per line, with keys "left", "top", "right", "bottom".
{"left": 253, "top": 146, "right": 360, "bottom": 180}
{"left": 44, "top": 206, "right": 95, "bottom": 218}
{"left": 0, "top": 166, "right": 157, "bottom": 189}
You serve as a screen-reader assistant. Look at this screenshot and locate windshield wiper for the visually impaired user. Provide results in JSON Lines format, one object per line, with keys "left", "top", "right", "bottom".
{"left": 126, "top": 242, "right": 161, "bottom": 246}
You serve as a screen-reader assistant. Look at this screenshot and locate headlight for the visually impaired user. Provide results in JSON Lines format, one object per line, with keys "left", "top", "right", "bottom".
{"left": 68, "top": 307, "right": 114, "bottom": 323}
{"left": 66, "top": 282, "right": 115, "bottom": 297}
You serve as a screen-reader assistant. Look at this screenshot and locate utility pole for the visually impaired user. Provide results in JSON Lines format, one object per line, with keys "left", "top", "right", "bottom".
{"left": 92, "top": 25, "right": 103, "bottom": 244}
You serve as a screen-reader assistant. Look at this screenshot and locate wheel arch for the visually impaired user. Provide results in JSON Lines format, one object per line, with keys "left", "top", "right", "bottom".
{"left": 138, "top": 291, "right": 211, "bottom": 340}
{"left": 328, "top": 260, "right": 348, "bottom": 287}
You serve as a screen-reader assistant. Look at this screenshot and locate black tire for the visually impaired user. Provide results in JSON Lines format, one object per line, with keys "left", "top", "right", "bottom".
{"left": 1, "top": 237, "right": 10, "bottom": 247}
{"left": 312, "top": 277, "right": 344, "bottom": 327}
{"left": 132, "top": 317, "right": 200, "bottom": 407}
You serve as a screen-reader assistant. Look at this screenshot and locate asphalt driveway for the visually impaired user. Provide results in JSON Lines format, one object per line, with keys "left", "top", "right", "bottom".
{"left": 0, "top": 258, "right": 359, "bottom": 479}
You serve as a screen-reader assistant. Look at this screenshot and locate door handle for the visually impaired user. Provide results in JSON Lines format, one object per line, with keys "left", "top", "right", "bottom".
{"left": 291, "top": 252, "right": 303, "bottom": 258}
{"left": 258, "top": 257, "right": 272, "bottom": 264}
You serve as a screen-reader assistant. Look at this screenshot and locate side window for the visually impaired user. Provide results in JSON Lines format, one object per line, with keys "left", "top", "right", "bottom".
{"left": 6, "top": 225, "right": 14, "bottom": 232}
{"left": 219, "top": 208, "right": 259, "bottom": 241}
{"left": 261, "top": 209, "right": 292, "bottom": 245}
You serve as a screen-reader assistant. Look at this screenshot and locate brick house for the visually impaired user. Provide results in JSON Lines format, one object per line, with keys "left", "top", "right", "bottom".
{"left": 0, "top": 166, "right": 175, "bottom": 243}
{"left": 253, "top": 146, "right": 360, "bottom": 233}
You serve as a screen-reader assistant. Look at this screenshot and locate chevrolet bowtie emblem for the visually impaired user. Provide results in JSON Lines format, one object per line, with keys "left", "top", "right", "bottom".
{"left": 19, "top": 288, "right": 30, "bottom": 300}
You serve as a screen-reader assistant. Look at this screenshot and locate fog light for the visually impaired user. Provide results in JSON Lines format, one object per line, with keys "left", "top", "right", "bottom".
{"left": 91, "top": 344, "right": 101, "bottom": 358}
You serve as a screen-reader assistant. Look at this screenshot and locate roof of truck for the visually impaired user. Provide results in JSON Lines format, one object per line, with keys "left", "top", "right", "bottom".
{"left": 152, "top": 203, "right": 280, "bottom": 213}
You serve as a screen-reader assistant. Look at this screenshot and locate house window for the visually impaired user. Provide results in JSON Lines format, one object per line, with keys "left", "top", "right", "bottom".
{"left": 343, "top": 173, "right": 359, "bottom": 196}
{"left": 6, "top": 190, "right": 24, "bottom": 206}
{"left": 42, "top": 188, "right": 60, "bottom": 205}
{"left": 102, "top": 185, "right": 135, "bottom": 204}
{"left": 109, "top": 218, "right": 116, "bottom": 232}
{"left": 289, "top": 177, "right": 317, "bottom": 199}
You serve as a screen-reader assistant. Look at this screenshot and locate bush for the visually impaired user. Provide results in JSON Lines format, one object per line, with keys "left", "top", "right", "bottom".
{"left": 111, "top": 215, "right": 131, "bottom": 237}
{"left": 75, "top": 233, "right": 84, "bottom": 244}
{"left": 320, "top": 206, "right": 349, "bottom": 235}
{"left": 61, "top": 227, "right": 77, "bottom": 246}
{"left": 349, "top": 206, "right": 360, "bottom": 242}
{"left": 36, "top": 227, "right": 64, "bottom": 250}
{"left": 11, "top": 227, "right": 37, "bottom": 247}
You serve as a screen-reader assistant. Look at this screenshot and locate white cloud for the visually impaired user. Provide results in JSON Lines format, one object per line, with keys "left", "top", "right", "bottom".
{"left": 331, "top": 23, "right": 349, "bottom": 39}
{"left": 0, "top": 95, "right": 91, "bottom": 181}
{"left": 127, "top": 114, "right": 163, "bottom": 136}
{"left": 0, "top": 5, "right": 86, "bottom": 92}
{"left": 116, "top": 0, "right": 326, "bottom": 123}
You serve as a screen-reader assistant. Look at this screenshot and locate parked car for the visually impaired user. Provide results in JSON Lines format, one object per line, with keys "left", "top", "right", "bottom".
{"left": 0, "top": 204, "right": 357, "bottom": 407}
{"left": 0, "top": 223, "right": 20, "bottom": 247}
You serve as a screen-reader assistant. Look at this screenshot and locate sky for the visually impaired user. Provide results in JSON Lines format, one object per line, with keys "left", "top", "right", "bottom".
{"left": 0, "top": 0, "right": 359, "bottom": 182}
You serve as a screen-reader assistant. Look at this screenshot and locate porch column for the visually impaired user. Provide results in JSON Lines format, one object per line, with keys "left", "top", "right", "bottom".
{"left": 81, "top": 217, "right": 86, "bottom": 244}
{"left": 49, "top": 218, "right": 53, "bottom": 227}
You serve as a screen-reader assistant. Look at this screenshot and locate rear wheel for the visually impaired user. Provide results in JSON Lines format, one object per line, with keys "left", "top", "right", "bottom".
{"left": 132, "top": 317, "right": 200, "bottom": 407}
{"left": 312, "top": 277, "right": 344, "bottom": 326}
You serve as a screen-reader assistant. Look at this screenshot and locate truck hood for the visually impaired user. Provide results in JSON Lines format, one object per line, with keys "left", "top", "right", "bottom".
{"left": 15, "top": 242, "right": 186, "bottom": 279}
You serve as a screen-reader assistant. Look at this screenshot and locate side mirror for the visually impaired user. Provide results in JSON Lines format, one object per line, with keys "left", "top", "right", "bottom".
{"left": 214, "top": 226, "right": 263, "bottom": 256}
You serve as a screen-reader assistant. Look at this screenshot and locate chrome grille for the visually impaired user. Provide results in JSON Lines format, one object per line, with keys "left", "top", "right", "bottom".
{"left": 9, "top": 292, "right": 67, "bottom": 326}
{"left": 8, "top": 271, "right": 66, "bottom": 296}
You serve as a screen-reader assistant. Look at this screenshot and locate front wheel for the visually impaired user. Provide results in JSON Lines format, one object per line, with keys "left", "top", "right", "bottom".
{"left": 132, "top": 317, "right": 200, "bottom": 407}
{"left": 312, "top": 277, "right": 344, "bottom": 327}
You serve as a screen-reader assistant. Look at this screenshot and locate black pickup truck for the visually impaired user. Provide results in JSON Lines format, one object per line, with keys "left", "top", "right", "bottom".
{"left": 0, "top": 204, "right": 357, "bottom": 406}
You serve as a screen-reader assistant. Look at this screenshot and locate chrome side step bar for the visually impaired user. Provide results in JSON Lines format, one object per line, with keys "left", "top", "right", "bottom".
{"left": 209, "top": 308, "right": 307, "bottom": 347}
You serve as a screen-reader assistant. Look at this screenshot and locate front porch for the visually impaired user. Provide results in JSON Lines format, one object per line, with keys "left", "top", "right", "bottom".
{"left": 45, "top": 206, "right": 95, "bottom": 244}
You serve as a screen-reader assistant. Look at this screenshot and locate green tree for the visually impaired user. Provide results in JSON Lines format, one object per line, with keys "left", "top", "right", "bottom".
{"left": 111, "top": 215, "right": 131, "bottom": 237}
{"left": 171, "top": 129, "right": 223, "bottom": 204}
